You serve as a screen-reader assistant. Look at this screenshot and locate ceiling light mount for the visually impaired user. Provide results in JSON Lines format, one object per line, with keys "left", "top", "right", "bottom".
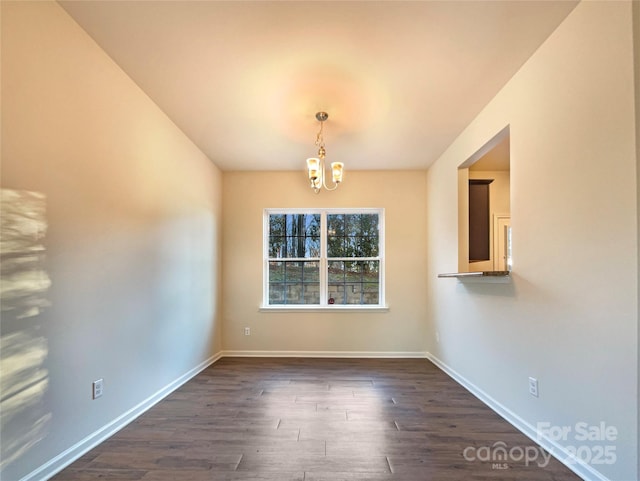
{"left": 306, "top": 111, "right": 344, "bottom": 194}
{"left": 315, "top": 111, "right": 328, "bottom": 122}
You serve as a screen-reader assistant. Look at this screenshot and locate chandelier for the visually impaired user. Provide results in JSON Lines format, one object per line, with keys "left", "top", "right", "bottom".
{"left": 306, "top": 112, "right": 344, "bottom": 193}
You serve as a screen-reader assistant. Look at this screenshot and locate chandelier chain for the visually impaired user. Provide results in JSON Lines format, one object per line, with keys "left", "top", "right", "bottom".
{"left": 315, "top": 120, "right": 325, "bottom": 158}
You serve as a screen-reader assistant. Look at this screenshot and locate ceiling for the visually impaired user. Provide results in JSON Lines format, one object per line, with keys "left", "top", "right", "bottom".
{"left": 60, "top": 0, "right": 578, "bottom": 172}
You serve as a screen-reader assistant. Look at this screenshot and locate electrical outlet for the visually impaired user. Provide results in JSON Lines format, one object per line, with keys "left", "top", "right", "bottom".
{"left": 435, "top": 331, "right": 440, "bottom": 343}
{"left": 92, "top": 379, "right": 104, "bottom": 399}
{"left": 528, "top": 377, "right": 539, "bottom": 397}
{"left": 244, "top": 327, "right": 250, "bottom": 336}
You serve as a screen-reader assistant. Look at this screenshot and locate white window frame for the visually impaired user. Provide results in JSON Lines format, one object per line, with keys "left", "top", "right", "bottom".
{"left": 261, "top": 208, "right": 386, "bottom": 311}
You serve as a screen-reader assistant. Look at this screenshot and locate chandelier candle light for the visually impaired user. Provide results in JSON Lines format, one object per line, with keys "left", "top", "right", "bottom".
{"left": 306, "top": 112, "right": 344, "bottom": 193}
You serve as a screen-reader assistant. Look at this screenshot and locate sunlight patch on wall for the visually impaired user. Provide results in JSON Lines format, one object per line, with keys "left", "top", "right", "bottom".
{"left": 0, "top": 189, "right": 52, "bottom": 472}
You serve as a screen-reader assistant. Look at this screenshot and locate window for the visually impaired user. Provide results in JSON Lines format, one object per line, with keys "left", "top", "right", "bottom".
{"left": 264, "top": 209, "right": 384, "bottom": 307}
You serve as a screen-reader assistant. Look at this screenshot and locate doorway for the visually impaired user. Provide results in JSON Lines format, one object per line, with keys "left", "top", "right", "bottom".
{"left": 493, "top": 214, "right": 511, "bottom": 271}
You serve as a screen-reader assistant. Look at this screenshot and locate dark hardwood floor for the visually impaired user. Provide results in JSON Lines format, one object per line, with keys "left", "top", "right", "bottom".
{"left": 52, "top": 358, "right": 581, "bottom": 480}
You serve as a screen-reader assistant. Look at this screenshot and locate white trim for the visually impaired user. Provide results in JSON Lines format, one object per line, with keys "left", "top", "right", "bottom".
{"left": 425, "top": 352, "right": 611, "bottom": 481}
{"left": 23, "top": 352, "right": 223, "bottom": 481}
{"left": 492, "top": 213, "right": 511, "bottom": 271}
{"left": 221, "top": 350, "right": 428, "bottom": 358}
{"left": 320, "top": 211, "right": 328, "bottom": 305}
{"left": 258, "top": 305, "right": 389, "bottom": 313}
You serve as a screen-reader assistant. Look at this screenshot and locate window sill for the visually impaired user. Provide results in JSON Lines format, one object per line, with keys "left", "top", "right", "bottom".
{"left": 259, "top": 305, "right": 389, "bottom": 313}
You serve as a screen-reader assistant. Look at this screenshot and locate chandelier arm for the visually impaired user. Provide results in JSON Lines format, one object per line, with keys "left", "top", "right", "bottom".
{"left": 321, "top": 158, "right": 339, "bottom": 191}
{"left": 322, "top": 180, "right": 339, "bottom": 191}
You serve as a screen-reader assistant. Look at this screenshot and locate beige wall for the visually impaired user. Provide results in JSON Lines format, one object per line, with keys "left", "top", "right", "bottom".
{"left": 1, "top": 2, "right": 222, "bottom": 480}
{"left": 222, "top": 170, "right": 428, "bottom": 354}
{"left": 427, "top": 2, "right": 637, "bottom": 480}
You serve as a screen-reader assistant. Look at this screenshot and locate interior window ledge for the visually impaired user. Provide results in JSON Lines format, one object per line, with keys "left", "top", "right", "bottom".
{"left": 259, "top": 305, "right": 390, "bottom": 313}
{"left": 437, "top": 271, "right": 511, "bottom": 283}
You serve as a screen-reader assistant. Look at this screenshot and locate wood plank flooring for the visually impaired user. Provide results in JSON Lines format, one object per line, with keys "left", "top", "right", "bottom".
{"left": 52, "top": 358, "right": 581, "bottom": 480}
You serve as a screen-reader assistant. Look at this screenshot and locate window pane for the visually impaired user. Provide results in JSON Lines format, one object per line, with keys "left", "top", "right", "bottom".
{"left": 285, "top": 261, "right": 303, "bottom": 282}
{"left": 328, "top": 261, "right": 344, "bottom": 282}
{"left": 362, "top": 283, "right": 380, "bottom": 304}
{"left": 306, "top": 236, "right": 320, "bottom": 257}
{"left": 327, "top": 214, "right": 345, "bottom": 236}
{"left": 269, "top": 283, "right": 284, "bottom": 304}
{"left": 285, "top": 284, "right": 303, "bottom": 304}
{"left": 269, "top": 214, "right": 286, "bottom": 237}
{"left": 361, "top": 214, "right": 379, "bottom": 236}
{"left": 346, "top": 283, "right": 362, "bottom": 304}
{"left": 269, "top": 236, "right": 285, "bottom": 258}
{"left": 327, "top": 260, "right": 379, "bottom": 305}
{"left": 345, "top": 214, "right": 361, "bottom": 237}
{"left": 328, "top": 284, "right": 345, "bottom": 304}
{"left": 269, "top": 261, "right": 284, "bottom": 281}
{"left": 327, "top": 236, "right": 345, "bottom": 257}
{"left": 363, "top": 261, "right": 379, "bottom": 281}
{"left": 269, "top": 260, "right": 319, "bottom": 304}
{"left": 269, "top": 214, "right": 320, "bottom": 258}
{"left": 327, "top": 213, "right": 379, "bottom": 258}
{"left": 345, "top": 261, "right": 360, "bottom": 281}
{"left": 357, "top": 236, "right": 379, "bottom": 257}
{"left": 303, "top": 283, "right": 320, "bottom": 304}
{"left": 345, "top": 236, "right": 358, "bottom": 257}
{"left": 303, "top": 262, "right": 319, "bottom": 282}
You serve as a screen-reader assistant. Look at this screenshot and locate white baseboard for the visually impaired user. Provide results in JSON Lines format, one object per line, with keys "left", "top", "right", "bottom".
{"left": 220, "top": 350, "right": 429, "bottom": 358}
{"left": 425, "top": 352, "right": 610, "bottom": 481}
{"left": 23, "top": 352, "right": 223, "bottom": 481}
